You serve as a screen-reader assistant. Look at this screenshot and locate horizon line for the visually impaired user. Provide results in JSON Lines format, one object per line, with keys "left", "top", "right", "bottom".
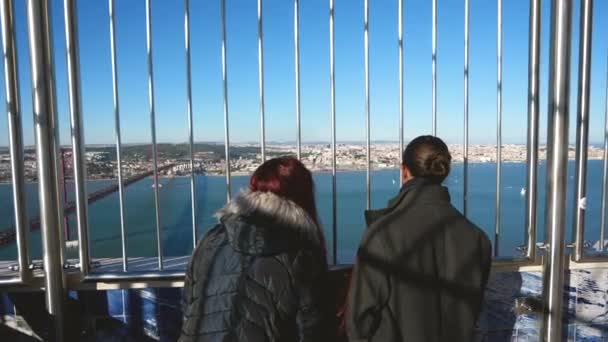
{"left": 1, "top": 141, "right": 603, "bottom": 150}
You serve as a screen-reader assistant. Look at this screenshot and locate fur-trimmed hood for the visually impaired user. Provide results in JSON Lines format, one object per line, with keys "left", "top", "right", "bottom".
{"left": 215, "top": 190, "right": 323, "bottom": 255}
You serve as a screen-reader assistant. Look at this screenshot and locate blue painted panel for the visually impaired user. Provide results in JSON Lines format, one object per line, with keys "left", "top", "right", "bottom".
{"left": 0, "top": 293, "right": 14, "bottom": 315}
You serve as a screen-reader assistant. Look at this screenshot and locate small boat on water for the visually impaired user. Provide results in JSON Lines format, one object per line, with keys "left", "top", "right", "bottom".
{"left": 152, "top": 183, "right": 163, "bottom": 189}
{"left": 579, "top": 197, "right": 587, "bottom": 210}
{"left": 520, "top": 188, "right": 526, "bottom": 196}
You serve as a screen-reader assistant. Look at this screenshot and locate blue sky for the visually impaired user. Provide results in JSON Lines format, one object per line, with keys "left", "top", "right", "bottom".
{"left": 1, "top": 0, "right": 608, "bottom": 147}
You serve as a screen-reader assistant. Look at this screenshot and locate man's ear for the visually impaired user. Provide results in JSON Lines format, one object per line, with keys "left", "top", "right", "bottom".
{"left": 401, "top": 165, "right": 412, "bottom": 185}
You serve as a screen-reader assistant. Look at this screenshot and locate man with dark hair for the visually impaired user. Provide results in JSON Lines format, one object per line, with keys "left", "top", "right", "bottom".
{"left": 347, "top": 135, "right": 492, "bottom": 342}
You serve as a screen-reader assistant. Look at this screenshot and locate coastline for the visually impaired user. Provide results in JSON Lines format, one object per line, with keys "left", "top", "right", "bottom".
{"left": 0, "top": 158, "right": 595, "bottom": 185}
{"left": 1, "top": 142, "right": 604, "bottom": 184}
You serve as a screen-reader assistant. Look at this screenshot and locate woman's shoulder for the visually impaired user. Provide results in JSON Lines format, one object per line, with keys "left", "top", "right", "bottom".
{"left": 287, "top": 245, "right": 328, "bottom": 275}
{"left": 192, "top": 224, "right": 229, "bottom": 255}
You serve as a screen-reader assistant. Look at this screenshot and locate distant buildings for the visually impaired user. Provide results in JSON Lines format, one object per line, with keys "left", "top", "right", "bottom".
{"left": 0, "top": 143, "right": 604, "bottom": 182}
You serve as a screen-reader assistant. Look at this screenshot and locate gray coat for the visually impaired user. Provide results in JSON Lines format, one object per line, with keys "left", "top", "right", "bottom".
{"left": 347, "top": 179, "right": 492, "bottom": 342}
{"left": 179, "top": 191, "right": 335, "bottom": 342}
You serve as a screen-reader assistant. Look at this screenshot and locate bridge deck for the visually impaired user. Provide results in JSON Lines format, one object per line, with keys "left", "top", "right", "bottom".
{"left": 0, "top": 163, "right": 177, "bottom": 247}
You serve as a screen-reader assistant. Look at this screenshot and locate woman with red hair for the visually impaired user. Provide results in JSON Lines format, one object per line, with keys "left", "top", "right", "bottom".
{"left": 179, "top": 157, "right": 334, "bottom": 342}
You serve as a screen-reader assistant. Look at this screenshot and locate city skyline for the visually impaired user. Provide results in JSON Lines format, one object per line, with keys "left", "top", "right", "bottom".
{"left": 1, "top": 142, "right": 604, "bottom": 184}
{"left": 1, "top": 1, "right": 608, "bottom": 148}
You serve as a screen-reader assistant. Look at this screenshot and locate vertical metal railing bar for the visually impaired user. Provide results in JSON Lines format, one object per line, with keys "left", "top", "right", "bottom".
{"left": 63, "top": 0, "right": 91, "bottom": 275}
{"left": 49, "top": 124, "right": 68, "bottom": 267}
{"left": 0, "top": 0, "right": 30, "bottom": 282}
{"left": 494, "top": 0, "right": 502, "bottom": 258}
{"left": 431, "top": 0, "right": 437, "bottom": 135}
{"left": 541, "top": 0, "right": 572, "bottom": 340}
{"left": 601, "top": 40, "right": 608, "bottom": 252}
{"left": 221, "top": 0, "right": 232, "bottom": 201}
{"left": 52, "top": 50, "right": 67, "bottom": 270}
{"left": 294, "top": 0, "right": 301, "bottom": 160}
{"left": 329, "top": 0, "right": 337, "bottom": 264}
{"left": 463, "top": 0, "right": 469, "bottom": 217}
{"left": 525, "top": 0, "right": 541, "bottom": 260}
{"left": 26, "top": 0, "right": 65, "bottom": 339}
{"left": 572, "top": 0, "right": 593, "bottom": 259}
{"left": 364, "top": 0, "right": 371, "bottom": 210}
{"left": 108, "top": 0, "right": 128, "bottom": 272}
{"left": 184, "top": 0, "right": 198, "bottom": 248}
{"left": 144, "top": 0, "right": 163, "bottom": 271}
{"left": 258, "top": 0, "right": 266, "bottom": 162}
{"left": 398, "top": 0, "right": 404, "bottom": 182}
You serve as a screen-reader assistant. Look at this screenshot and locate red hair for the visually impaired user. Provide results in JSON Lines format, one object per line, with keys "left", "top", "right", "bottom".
{"left": 250, "top": 157, "right": 319, "bottom": 225}
{"left": 250, "top": 157, "right": 326, "bottom": 250}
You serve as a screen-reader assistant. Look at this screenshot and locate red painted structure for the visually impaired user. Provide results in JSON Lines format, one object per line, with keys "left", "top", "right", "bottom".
{"left": 0, "top": 163, "right": 176, "bottom": 246}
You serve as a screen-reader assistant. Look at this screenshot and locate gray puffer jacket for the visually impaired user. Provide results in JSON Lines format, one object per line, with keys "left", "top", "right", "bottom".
{"left": 179, "top": 191, "right": 335, "bottom": 342}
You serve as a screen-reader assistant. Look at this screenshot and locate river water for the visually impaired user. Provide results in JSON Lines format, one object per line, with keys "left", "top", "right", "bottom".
{"left": 0, "top": 160, "right": 604, "bottom": 263}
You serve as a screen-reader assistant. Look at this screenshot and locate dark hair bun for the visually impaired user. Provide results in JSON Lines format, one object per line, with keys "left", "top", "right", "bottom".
{"left": 428, "top": 155, "right": 450, "bottom": 180}
{"left": 402, "top": 135, "right": 452, "bottom": 184}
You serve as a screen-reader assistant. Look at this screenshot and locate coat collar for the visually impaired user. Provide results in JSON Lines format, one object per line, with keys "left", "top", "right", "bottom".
{"left": 364, "top": 178, "right": 450, "bottom": 227}
{"left": 215, "top": 190, "right": 322, "bottom": 255}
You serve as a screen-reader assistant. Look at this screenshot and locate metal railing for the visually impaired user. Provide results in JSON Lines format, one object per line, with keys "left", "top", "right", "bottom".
{"left": 0, "top": 0, "right": 30, "bottom": 286}
{"left": 184, "top": 0, "right": 198, "bottom": 249}
{"left": 108, "top": 0, "right": 128, "bottom": 272}
{"left": 432, "top": 0, "right": 437, "bottom": 136}
{"left": 495, "top": 0, "right": 503, "bottom": 258}
{"left": 26, "top": 1, "right": 67, "bottom": 340}
{"left": 0, "top": 1, "right": 604, "bottom": 341}
{"left": 462, "top": 0, "right": 469, "bottom": 217}
{"left": 64, "top": 0, "right": 90, "bottom": 277}
{"left": 329, "top": 0, "right": 337, "bottom": 264}
{"left": 542, "top": 1, "right": 572, "bottom": 339}
{"left": 525, "top": 0, "right": 541, "bottom": 261}
{"left": 221, "top": 0, "right": 232, "bottom": 202}
{"left": 572, "top": 0, "right": 593, "bottom": 261}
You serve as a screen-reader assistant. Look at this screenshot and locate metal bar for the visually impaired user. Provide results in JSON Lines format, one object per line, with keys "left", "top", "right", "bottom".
{"left": 73, "top": 279, "right": 185, "bottom": 290}
{"left": 569, "top": 256, "right": 608, "bottom": 265}
{"left": 84, "top": 271, "right": 186, "bottom": 282}
{"left": 525, "top": 0, "right": 541, "bottom": 260}
{"left": 184, "top": 0, "right": 198, "bottom": 249}
{"left": 63, "top": 0, "right": 90, "bottom": 275}
{"left": 541, "top": 0, "right": 572, "bottom": 340}
{"left": 329, "top": 0, "right": 337, "bottom": 264}
{"left": 60, "top": 148, "right": 70, "bottom": 241}
{"left": 0, "top": 277, "right": 22, "bottom": 285}
{"left": 495, "top": 0, "right": 502, "bottom": 258}
{"left": 86, "top": 264, "right": 360, "bottom": 285}
{"left": 601, "top": 41, "right": 608, "bottom": 252}
{"left": 221, "top": 0, "right": 232, "bottom": 201}
{"left": 431, "top": 0, "right": 437, "bottom": 135}
{"left": 364, "top": 0, "right": 370, "bottom": 209}
{"left": 463, "top": 0, "right": 469, "bottom": 216}
{"left": 566, "top": 259, "right": 608, "bottom": 270}
{"left": 26, "top": 0, "right": 66, "bottom": 339}
{"left": 258, "top": 0, "right": 266, "bottom": 162}
{"left": 144, "top": 0, "right": 163, "bottom": 271}
{"left": 0, "top": 0, "right": 30, "bottom": 283}
{"left": 294, "top": 0, "right": 301, "bottom": 160}
{"left": 572, "top": 0, "right": 593, "bottom": 259}
{"left": 492, "top": 257, "right": 543, "bottom": 273}
{"left": 108, "top": 0, "right": 128, "bottom": 272}
{"left": 398, "top": 0, "right": 404, "bottom": 181}
{"left": 55, "top": 153, "right": 67, "bottom": 266}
